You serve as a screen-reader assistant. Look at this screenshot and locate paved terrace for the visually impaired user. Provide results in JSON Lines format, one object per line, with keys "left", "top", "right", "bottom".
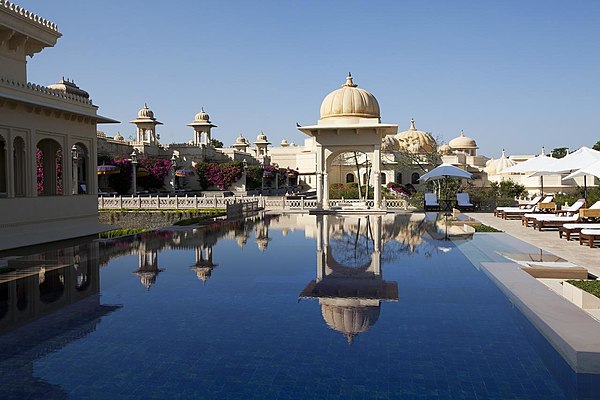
{"left": 466, "top": 212, "right": 600, "bottom": 277}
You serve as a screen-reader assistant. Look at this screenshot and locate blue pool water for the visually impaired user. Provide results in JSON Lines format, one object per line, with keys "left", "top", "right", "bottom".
{"left": 0, "top": 213, "right": 596, "bottom": 399}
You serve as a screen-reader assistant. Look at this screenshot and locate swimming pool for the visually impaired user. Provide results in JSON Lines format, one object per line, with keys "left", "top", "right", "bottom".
{"left": 0, "top": 213, "right": 596, "bottom": 399}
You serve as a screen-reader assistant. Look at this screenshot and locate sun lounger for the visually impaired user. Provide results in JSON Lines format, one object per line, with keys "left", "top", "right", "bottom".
{"left": 559, "top": 223, "right": 600, "bottom": 240}
{"left": 533, "top": 215, "right": 580, "bottom": 231}
{"left": 424, "top": 193, "right": 440, "bottom": 211}
{"left": 498, "top": 196, "right": 554, "bottom": 220}
{"left": 522, "top": 198, "right": 585, "bottom": 227}
{"left": 494, "top": 195, "right": 542, "bottom": 217}
{"left": 579, "top": 229, "right": 600, "bottom": 248}
{"left": 456, "top": 193, "right": 474, "bottom": 211}
{"left": 521, "top": 261, "right": 588, "bottom": 279}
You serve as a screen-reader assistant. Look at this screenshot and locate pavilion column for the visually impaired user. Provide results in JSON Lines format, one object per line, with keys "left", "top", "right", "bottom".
{"left": 316, "top": 172, "right": 323, "bottom": 206}
{"left": 373, "top": 147, "right": 381, "bottom": 208}
{"left": 5, "top": 135, "right": 14, "bottom": 198}
{"left": 322, "top": 172, "right": 329, "bottom": 209}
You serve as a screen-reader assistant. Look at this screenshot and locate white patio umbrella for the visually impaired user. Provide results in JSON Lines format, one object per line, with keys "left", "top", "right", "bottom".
{"left": 419, "top": 163, "right": 472, "bottom": 213}
{"left": 501, "top": 150, "right": 558, "bottom": 195}
{"left": 419, "top": 163, "right": 472, "bottom": 182}
{"left": 530, "top": 147, "right": 600, "bottom": 198}
{"left": 564, "top": 159, "right": 600, "bottom": 180}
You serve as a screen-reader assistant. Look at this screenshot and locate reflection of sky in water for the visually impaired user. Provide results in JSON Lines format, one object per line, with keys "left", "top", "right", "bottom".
{"left": 0, "top": 214, "right": 588, "bottom": 399}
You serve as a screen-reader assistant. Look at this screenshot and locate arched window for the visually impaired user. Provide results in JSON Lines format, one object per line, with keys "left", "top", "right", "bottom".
{"left": 37, "top": 139, "right": 63, "bottom": 196}
{"left": 346, "top": 173, "right": 355, "bottom": 183}
{"left": 411, "top": 172, "right": 420, "bottom": 184}
{"left": 396, "top": 172, "right": 403, "bottom": 184}
{"left": 380, "top": 173, "right": 387, "bottom": 184}
{"left": 72, "top": 143, "right": 89, "bottom": 194}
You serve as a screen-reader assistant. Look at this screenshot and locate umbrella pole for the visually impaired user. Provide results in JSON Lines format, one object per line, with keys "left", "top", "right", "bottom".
{"left": 584, "top": 175, "right": 588, "bottom": 205}
{"left": 540, "top": 176, "right": 544, "bottom": 197}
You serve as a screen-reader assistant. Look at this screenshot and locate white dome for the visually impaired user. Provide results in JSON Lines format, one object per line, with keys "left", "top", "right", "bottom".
{"left": 280, "top": 139, "right": 289, "bottom": 147}
{"left": 137, "top": 103, "right": 154, "bottom": 119}
{"left": 395, "top": 119, "right": 437, "bottom": 153}
{"left": 194, "top": 107, "right": 210, "bottom": 122}
{"left": 319, "top": 74, "right": 380, "bottom": 120}
{"left": 484, "top": 149, "right": 516, "bottom": 175}
{"left": 449, "top": 130, "right": 477, "bottom": 149}
{"left": 114, "top": 133, "right": 124, "bottom": 141}
{"left": 235, "top": 134, "right": 248, "bottom": 144}
{"left": 438, "top": 144, "right": 453, "bottom": 155}
{"left": 255, "top": 131, "right": 269, "bottom": 144}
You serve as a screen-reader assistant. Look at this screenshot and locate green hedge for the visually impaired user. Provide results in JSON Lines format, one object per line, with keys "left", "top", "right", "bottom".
{"left": 566, "top": 280, "right": 600, "bottom": 298}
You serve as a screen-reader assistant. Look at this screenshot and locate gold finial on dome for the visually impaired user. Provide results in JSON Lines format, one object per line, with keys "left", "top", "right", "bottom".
{"left": 409, "top": 118, "right": 416, "bottom": 131}
{"left": 343, "top": 72, "right": 358, "bottom": 88}
{"left": 501, "top": 149, "right": 506, "bottom": 157}
{"left": 460, "top": 130, "right": 465, "bottom": 137}
{"left": 541, "top": 146, "right": 546, "bottom": 156}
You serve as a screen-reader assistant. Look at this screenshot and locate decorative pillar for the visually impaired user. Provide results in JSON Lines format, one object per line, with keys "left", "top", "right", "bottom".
{"left": 372, "top": 216, "right": 382, "bottom": 276}
{"left": 6, "top": 136, "right": 14, "bottom": 198}
{"left": 130, "top": 151, "right": 138, "bottom": 195}
{"left": 373, "top": 147, "right": 381, "bottom": 208}
{"left": 316, "top": 172, "right": 323, "bottom": 206}
{"left": 71, "top": 145, "right": 78, "bottom": 195}
{"left": 322, "top": 172, "right": 329, "bottom": 209}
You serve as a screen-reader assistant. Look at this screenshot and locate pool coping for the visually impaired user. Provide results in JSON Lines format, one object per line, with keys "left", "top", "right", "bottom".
{"left": 481, "top": 262, "right": 600, "bottom": 374}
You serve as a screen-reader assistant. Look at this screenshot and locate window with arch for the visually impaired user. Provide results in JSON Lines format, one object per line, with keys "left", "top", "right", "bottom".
{"left": 411, "top": 172, "right": 420, "bottom": 184}
{"left": 72, "top": 143, "right": 89, "bottom": 194}
{"left": 37, "top": 138, "right": 63, "bottom": 196}
{"left": 396, "top": 172, "right": 403, "bottom": 184}
{"left": 346, "top": 173, "right": 355, "bottom": 183}
{"left": 380, "top": 173, "right": 387, "bottom": 185}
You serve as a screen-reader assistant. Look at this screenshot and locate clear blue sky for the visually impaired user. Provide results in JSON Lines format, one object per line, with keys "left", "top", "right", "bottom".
{"left": 16, "top": 0, "right": 600, "bottom": 157}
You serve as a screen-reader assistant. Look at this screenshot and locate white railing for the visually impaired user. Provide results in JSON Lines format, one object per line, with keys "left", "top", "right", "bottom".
{"left": 98, "top": 195, "right": 408, "bottom": 211}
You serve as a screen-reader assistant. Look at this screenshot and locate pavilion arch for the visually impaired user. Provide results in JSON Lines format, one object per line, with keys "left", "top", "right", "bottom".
{"left": 0, "top": 134, "right": 6, "bottom": 197}
{"left": 36, "top": 138, "right": 63, "bottom": 196}
{"left": 345, "top": 173, "right": 355, "bottom": 183}
{"left": 13, "top": 136, "right": 26, "bottom": 197}
{"left": 72, "top": 142, "right": 89, "bottom": 194}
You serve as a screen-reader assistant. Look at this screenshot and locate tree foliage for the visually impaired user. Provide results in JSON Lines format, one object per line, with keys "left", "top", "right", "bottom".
{"left": 551, "top": 147, "right": 569, "bottom": 159}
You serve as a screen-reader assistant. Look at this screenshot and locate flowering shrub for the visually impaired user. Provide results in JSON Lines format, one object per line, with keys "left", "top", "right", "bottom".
{"left": 138, "top": 158, "right": 173, "bottom": 190}
{"left": 386, "top": 182, "right": 415, "bottom": 196}
{"left": 262, "top": 164, "right": 278, "bottom": 178}
{"left": 195, "top": 161, "right": 243, "bottom": 190}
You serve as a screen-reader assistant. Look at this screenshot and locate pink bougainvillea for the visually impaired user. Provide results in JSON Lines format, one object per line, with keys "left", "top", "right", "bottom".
{"left": 36, "top": 148, "right": 62, "bottom": 195}
{"left": 195, "top": 162, "right": 243, "bottom": 190}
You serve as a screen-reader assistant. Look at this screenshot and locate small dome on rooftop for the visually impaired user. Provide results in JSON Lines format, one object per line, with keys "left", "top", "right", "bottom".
{"left": 194, "top": 107, "right": 210, "bottom": 123}
{"left": 449, "top": 130, "right": 477, "bottom": 149}
{"left": 235, "top": 134, "right": 248, "bottom": 144}
{"left": 137, "top": 103, "right": 154, "bottom": 119}
{"left": 395, "top": 119, "right": 437, "bottom": 153}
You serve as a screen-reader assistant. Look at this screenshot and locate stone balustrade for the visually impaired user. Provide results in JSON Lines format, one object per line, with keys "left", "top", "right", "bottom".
{"left": 98, "top": 195, "right": 408, "bottom": 211}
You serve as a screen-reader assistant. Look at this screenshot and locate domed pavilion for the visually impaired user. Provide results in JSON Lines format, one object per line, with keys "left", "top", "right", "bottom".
{"left": 297, "top": 74, "right": 397, "bottom": 209}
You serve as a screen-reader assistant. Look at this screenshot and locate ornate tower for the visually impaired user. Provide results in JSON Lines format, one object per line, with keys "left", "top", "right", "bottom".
{"left": 187, "top": 108, "right": 217, "bottom": 146}
{"left": 130, "top": 104, "right": 162, "bottom": 146}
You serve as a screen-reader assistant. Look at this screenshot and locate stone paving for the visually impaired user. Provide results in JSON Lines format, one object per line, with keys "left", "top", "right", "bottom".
{"left": 466, "top": 212, "right": 600, "bottom": 277}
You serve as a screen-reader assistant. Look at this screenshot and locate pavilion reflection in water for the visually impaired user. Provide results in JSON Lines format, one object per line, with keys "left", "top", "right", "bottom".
{"left": 300, "top": 215, "right": 399, "bottom": 344}
{"left": 0, "top": 242, "right": 120, "bottom": 398}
